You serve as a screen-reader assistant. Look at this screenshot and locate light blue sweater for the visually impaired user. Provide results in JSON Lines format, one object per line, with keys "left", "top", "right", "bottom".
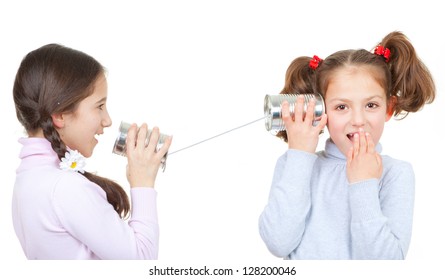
{"left": 259, "top": 139, "right": 414, "bottom": 259}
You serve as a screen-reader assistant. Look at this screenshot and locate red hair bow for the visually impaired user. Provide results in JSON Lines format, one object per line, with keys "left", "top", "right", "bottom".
{"left": 309, "top": 55, "right": 322, "bottom": 70}
{"left": 374, "top": 45, "right": 391, "bottom": 62}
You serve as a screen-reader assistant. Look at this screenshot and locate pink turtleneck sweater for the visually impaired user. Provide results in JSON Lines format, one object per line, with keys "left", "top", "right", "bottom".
{"left": 12, "top": 137, "right": 159, "bottom": 259}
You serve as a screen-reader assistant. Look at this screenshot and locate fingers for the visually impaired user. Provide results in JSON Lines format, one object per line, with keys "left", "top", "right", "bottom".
{"left": 137, "top": 123, "right": 149, "bottom": 152}
{"left": 282, "top": 96, "right": 324, "bottom": 128}
{"left": 305, "top": 98, "right": 315, "bottom": 124}
{"left": 316, "top": 113, "right": 328, "bottom": 132}
{"left": 350, "top": 129, "right": 379, "bottom": 163}
{"left": 358, "top": 128, "right": 367, "bottom": 154}
{"left": 127, "top": 123, "right": 171, "bottom": 157}
{"left": 158, "top": 135, "right": 173, "bottom": 157}
{"left": 281, "top": 100, "right": 292, "bottom": 129}
{"left": 140, "top": 124, "right": 171, "bottom": 156}
{"left": 125, "top": 123, "right": 138, "bottom": 155}
{"left": 353, "top": 129, "right": 376, "bottom": 154}
{"left": 353, "top": 132, "right": 360, "bottom": 157}
{"left": 145, "top": 126, "right": 159, "bottom": 152}
{"left": 366, "top": 131, "right": 375, "bottom": 153}
{"left": 294, "top": 95, "right": 305, "bottom": 123}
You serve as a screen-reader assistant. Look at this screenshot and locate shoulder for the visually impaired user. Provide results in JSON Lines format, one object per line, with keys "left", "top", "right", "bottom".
{"left": 276, "top": 149, "right": 318, "bottom": 167}
{"left": 381, "top": 155, "right": 414, "bottom": 174}
{"left": 380, "top": 155, "right": 415, "bottom": 191}
{"left": 52, "top": 171, "right": 107, "bottom": 204}
{"left": 50, "top": 171, "right": 111, "bottom": 226}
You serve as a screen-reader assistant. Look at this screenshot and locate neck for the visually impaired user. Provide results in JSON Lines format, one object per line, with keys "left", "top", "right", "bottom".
{"left": 28, "top": 129, "right": 45, "bottom": 138}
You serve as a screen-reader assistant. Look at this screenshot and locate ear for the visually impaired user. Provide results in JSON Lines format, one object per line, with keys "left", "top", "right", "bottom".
{"left": 51, "top": 113, "right": 65, "bottom": 128}
{"left": 385, "top": 96, "right": 397, "bottom": 122}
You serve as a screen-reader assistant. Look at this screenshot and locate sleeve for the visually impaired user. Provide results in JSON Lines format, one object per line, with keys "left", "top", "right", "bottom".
{"left": 258, "top": 149, "right": 317, "bottom": 258}
{"left": 348, "top": 161, "right": 415, "bottom": 259}
{"left": 52, "top": 173, "right": 159, "bottom": 260}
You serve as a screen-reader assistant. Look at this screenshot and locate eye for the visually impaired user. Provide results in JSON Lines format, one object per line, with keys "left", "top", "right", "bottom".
{"left": 98, "top": 104, "right": 105, "bottom": 110}
{"left": 366, "top": 102, "right": 379, "bottom": 109}
{"left": 335, "top": 104, "right": 347, "bottom": 111}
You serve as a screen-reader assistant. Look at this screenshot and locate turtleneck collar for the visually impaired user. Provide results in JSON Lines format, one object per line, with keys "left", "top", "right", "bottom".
{"left": 322, "top": 138, "right": 382, "bottom": 161}
{"left": 17, "top": 137, "right": 60, "bottom": 172}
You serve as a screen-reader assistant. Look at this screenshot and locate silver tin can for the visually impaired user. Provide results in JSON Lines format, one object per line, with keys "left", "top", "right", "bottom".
{"left": 264, "top": 93, "right": 325, "bottom": 132}
{"left": 112, "top": 121, "right": 169, "bottom": 171}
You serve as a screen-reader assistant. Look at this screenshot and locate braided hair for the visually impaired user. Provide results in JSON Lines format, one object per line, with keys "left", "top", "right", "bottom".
{"left": 13, "top": 44, "right": 130, "bottom": 218}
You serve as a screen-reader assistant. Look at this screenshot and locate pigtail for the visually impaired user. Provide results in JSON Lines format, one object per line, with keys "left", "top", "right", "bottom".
{"left": 40, "top": 118, "right": 130, "bottom": 218}
{"left": 14, "top": 44, "right": 132, "bottom": 219}
{"left": 378, "top": 31, "right": 435, "bottom": 117}
{"left": 82, "top": 173, "right": 130, "bottom": 219}
{"left": 277, "top": 56, "right": 318, "bottom": 142}
{"left": 282, "top": 56, "right": 318, "bottom": 94}
{"left": 41, "top": 118, "right": 67, "bottom": 158}
{"left": 41, "top": 120, "right": 130, "bottom": 219}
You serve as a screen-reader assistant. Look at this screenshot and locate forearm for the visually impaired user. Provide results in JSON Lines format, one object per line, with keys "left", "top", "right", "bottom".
{"left": 349, "top": 179, "right": 413, "bottom": 259}
{"left": 259, "top": 150, "right": 316, "bottom": 257}
{"left": 127, "top": 187, "right": 159, "bottom": 259}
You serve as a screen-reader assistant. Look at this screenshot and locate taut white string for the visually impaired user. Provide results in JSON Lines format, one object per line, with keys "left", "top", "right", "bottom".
{"left": 167, "top": 116, "right": 267, "bottom": 156}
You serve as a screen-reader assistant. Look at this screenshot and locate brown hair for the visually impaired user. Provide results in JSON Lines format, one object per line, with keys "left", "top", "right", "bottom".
{"left": 277, "top": 31, "right": 436, "bottom": 142}
{"left": 13, "top": 44, "right": 130, "bottom": 218}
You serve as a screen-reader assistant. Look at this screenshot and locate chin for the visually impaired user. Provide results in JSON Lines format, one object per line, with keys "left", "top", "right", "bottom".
{"left": 331, "top": 137, "right": 351, "bottom": 156}
{"left": 81, "top": 147, "right": 94, "bottom": 158}
{"left": 84, "top": 148, "right": 95, "bottom": 158}
{"left": 84, "top": 152, "right": 93, "bottom": 158}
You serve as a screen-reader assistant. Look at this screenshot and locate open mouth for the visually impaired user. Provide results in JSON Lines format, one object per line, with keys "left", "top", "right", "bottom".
{"left": 94, "top": 133, "right": 102, "bottom": 141}
{"left": 346, "top": 133, "right": 356, "bottom": 141}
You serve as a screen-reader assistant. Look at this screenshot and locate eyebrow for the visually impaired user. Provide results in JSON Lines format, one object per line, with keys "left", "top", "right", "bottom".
{"left": 327, "top": 95, "right": 384, "bottom": 104}
{"left": 95, "top": 97, "right": 107, "bottom": 104}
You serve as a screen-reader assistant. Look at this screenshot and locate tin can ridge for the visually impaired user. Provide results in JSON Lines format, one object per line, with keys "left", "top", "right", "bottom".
{"left": 264, "top": 93, "right": 325, "bottom": 133}
{"left": 112, "top": 121, "right": 169, "bottom": 171}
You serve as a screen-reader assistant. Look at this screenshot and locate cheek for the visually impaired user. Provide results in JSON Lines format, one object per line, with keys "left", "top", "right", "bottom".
{"left": 373, "top": 116, "right": 386, "bottom": 133}
{"left": 367, "top": 113, "right": 387, "bottom": 141}
{"left": 326, "top": 113, "right": 345, "bottom": 133}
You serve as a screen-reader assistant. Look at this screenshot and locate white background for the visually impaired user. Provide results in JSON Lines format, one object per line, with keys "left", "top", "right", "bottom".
{"left": 1, "top": 0, "right": 444, "bottom": 279}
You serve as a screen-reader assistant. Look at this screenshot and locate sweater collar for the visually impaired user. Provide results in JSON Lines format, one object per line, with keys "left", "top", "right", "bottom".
{"left": 17, "top": 137, "right": 60, "bottom": 172}
{"left": 323, "top": 138, "right": 382, "bottom": 161}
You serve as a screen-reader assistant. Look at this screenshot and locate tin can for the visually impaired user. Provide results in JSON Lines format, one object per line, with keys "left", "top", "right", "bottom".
{"left": 264, "top": 93, "right": 325, "bottom": 132}
{"left": 112, "top": 121, "right": 169, "bottom": 171}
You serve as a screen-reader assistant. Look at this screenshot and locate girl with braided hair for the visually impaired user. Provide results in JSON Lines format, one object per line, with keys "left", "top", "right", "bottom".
{"left": 12, "top": 44, "right": 171, "bottom": 259}
{"left": 259, "top": 31, "right": 435, "bottom": 259}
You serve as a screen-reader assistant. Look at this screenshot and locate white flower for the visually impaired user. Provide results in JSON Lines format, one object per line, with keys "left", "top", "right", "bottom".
{"left": 59, "top": 149, "right": 86, "bottom": 173}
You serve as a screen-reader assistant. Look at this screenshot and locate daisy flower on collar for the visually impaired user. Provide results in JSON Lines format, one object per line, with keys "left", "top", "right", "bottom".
{"left": 59, "top": 149, "right": 86, "bottom": 173}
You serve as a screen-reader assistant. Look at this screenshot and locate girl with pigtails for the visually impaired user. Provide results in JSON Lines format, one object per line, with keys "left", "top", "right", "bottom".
{"left": 259, "top": 31, "right": 435, "bottom": 259}
{"left": 12, "top": 44, "right": 172, "bottom": 259}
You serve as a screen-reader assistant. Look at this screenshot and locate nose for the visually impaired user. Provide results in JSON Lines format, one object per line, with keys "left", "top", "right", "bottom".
{"left": 102, "top": 109, "right": 112, "bottom": 128}
{"left": 351, "top": 108, "right": 365, "bottom": 127}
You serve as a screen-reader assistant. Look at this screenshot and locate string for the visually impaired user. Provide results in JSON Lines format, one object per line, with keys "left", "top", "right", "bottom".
{"left": 167, "top": 116, "right": 267, "bottom": 156}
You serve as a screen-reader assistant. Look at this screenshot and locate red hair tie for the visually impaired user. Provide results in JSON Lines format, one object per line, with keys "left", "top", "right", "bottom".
{"left": 309, "top": 55, "right": 323, "bottom": 70}
{"left": 374, "top": 45, "right": 391, "bottom": 62}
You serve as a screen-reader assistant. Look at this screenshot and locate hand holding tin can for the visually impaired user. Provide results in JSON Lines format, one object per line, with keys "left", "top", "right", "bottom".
{"left": 264, "top": 93, "right": 327, "bottom": 153}
{"left": 264, "top": 93, "right": 325, "bottom": 132}
{"left": 113, "top": 121, "right": 172, "bottom": 187}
